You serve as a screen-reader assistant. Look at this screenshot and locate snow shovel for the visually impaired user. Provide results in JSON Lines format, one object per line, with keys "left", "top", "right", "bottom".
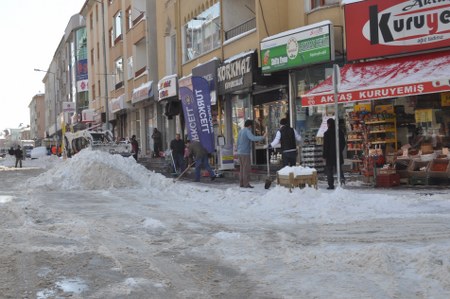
{"left": 264, "top": 127, "right": 272, "bottom": 189}
{"left": 173, "top": 161, "right": 195, "bottom": 182}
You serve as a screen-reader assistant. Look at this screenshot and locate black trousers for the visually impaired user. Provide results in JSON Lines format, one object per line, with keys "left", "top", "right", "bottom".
{"left": 325, "top": 163, "right": 345, "bottom": 187}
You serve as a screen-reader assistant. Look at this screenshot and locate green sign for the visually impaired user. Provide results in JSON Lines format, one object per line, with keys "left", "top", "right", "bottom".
{"left": 260, "top": 22, "right": 333, "bottom": 73}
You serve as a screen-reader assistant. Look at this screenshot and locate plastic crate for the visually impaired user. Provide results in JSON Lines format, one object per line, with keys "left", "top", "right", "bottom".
{"left": 427, "top": 158, "right": 450, "bottom": 178}
{"left": 394, "top": 158, "right": 411, "bottom": 178}
{"left": 407, "top": 160, "right": 430, "bottom": 178}
{"left": 376, "top": 173, "right": 400, "bottom": 187}
{"left": 409, "top": 176, "right": 429, "bottom": 185}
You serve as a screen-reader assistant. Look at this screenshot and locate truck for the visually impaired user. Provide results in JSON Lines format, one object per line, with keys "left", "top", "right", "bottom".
{"left": 64, "top": 128, "right": 132, "bottom": 157}
{"left": 20, "top": 140, "right": 35, "bottom": 158}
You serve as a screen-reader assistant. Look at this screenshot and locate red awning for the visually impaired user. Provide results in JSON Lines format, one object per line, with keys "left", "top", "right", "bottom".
{"left": 301, "top": 51, "right": 450, "bottom": 106}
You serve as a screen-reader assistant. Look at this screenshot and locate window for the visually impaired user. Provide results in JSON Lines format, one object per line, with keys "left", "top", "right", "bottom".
{"left": 90, "top": 48, "right": 94, "bottom": 65}
{"left": 126, "top": 7, "right": 132, "bottom": 31}
{"left": 127, "top": 56, "right": 133, "bottom": 79}
{"left": 114, "top": 57, "right": 124, "bottom": 89}
{"left": 310, "top": 0, "right": 339, "bottom": 10}
{"left": 92, "top": 83, "right": 96, "bottom": 100}
{"left": 182, "top": 2, "right": 221, "bottom": 63}
{"left": 89, "top": 13, "right": 93, "bottom": 29}
{"left": 114, "top": 11, "right": 122, "bottom": 40}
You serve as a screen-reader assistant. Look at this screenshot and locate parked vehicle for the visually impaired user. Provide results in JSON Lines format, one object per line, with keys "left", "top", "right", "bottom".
{"left": 30, "top": 146, "right": 48, "bottom": 159}
{"left": 64, "top": 128, "right": 132, "bottom": 157}
{"left": 20, "top": 140, "right": 35, "bottom": 158}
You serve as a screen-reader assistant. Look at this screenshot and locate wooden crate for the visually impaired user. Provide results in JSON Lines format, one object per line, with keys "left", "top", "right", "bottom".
{"left": 427, "top": 158, "right": 450, "bottom": 178}
{"left": 376, "top": 173, "right": 400, "bottom": 187}
{"left": 276, "top": 171, "right": 318, "bottom": 192}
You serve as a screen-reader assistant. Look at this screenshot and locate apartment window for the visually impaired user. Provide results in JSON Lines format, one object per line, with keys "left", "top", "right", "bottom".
{"left": 183, "top": 2, "right": 220, "bottom": 63}
{"left": 98, "top": 80, "right": 101, "bottom": 99}
{"left": 114, "top": 11, "right": 122, "bottom": 40}
{"left": 97, "top": 42, "right": 100, "bottom": 60}
{"left": 114, "top": 57, "right": 124, "bottom": 89}
{"left": 95, "top": 4, "right": 98, "bottom": 22}
{"left": 90, "top": 48, "right": 94, "bottom": 65}
{"left": 310, "top": 0, "right": 339, "bottom": 10}
{"left": 89, "top": 13, "right": 93, "bottom": 29}
{"left": 126, "top": 7, "right": 132, "bottom": 31}
{"left": 92, "top": 83, "right": 96, "bottom": 100}
{"left": 127, "top": 56, "right": 133, "bottom": 79}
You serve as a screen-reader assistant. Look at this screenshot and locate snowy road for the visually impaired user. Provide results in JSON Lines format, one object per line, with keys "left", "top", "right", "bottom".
{"left": 1, "top": 152, "right": 450, "bottom": 298}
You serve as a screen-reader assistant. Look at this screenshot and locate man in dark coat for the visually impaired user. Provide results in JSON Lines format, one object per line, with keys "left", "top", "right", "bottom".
{"left": 130, "top": 135, "right": 139, "bottom": 161}
{"left": 186, "top": 140, "right": 216, "bottom": 182}
{"left": 170, "top": 133, "right": 185, "bottom": 173}
{"left": 270, "top": 118, "right": 302, "bottom": 167}
{"left": 151, "top": 128, "right": 162, "bottom": 157}
{"left": 323, "top": 118, "right": 346, "bottom": 189}
{"left": 14, "top": 145, "right": 23, "bottom": 168}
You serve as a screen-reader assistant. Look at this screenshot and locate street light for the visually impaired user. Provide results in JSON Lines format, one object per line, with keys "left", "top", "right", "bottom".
{"left": 34, "top": 68, "right": 58, "bottom": 141}
{"left": 92, "top": 0, "right": 110, "bottom": 131}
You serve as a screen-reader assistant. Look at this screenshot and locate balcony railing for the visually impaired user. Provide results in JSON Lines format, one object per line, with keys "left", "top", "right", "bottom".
{"left": 224, "top": 17, "right": 256, "bottom": 41}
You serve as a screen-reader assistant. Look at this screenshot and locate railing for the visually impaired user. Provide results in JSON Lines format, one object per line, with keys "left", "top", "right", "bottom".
{"left": 224, "top": 17, "right": 256, "bottom": 41}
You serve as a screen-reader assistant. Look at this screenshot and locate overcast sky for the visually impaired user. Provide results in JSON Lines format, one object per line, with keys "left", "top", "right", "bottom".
{"left": 0, "top": 0, "right": 86, "bottom": 130}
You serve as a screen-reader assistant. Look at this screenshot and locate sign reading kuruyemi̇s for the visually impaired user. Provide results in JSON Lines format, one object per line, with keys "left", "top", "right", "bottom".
{"left": 260, "top": 21, "right": 334, "bottom": 73}
{"left": 344, "top": 0, "right": 450, "bottom": 61}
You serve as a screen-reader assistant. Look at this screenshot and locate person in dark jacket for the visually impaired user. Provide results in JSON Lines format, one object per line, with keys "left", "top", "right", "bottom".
{"left": 270, "top": 118, "right": 302, "bottom": 167}
{"left": 186, "top": 140, "right": 216, "bottom": 182}
{"left": 130, "top": 135, "right": 139, "bottom": 161}
{"left": 152, "top": 128, "right": 162, "bottom": 157}
{"left": 170, "top": 133, "right": 185, "bottom": 173}
{"left": 14, "top": 145, "right": 23, "bottom": 168}
{"left": 323, "top": 118, "right": 346, "bottom": 189}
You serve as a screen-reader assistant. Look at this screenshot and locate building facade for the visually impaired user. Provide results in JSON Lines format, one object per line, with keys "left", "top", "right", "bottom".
{"left": 28, "top": 93, "right": 46, "bottom": 144}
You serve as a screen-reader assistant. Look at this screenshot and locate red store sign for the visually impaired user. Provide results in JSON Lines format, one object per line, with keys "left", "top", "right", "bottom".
{"left": 344, "top": 0, "right": 450, "bottom": 61}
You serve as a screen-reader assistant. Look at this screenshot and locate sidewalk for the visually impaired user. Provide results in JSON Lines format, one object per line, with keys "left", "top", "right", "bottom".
{"left": 138, "top": 157, "right": 450, "bottom": 191}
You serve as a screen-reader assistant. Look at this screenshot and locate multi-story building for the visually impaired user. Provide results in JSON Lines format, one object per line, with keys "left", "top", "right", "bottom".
{"left": 35, "top": 13, "right": 86, "bottom": 149}
{"left": 81, "top": 0, "right": 159, "bottom": 156}
{"left": 28, "top": 93, "right": 46, "bottom": 144}
{"left": 154, "top": 0, "right": 344, "bottom": 168}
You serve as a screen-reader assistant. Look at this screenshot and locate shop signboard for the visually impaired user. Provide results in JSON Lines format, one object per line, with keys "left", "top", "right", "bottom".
{"left": 344, "top": 0, "right": 450, "bottom": 61}
{"left": 179, "top": 76, "right": 215, "bottom": 153}
{"left": 217, "top": 50, "right": 256, "bottom": 95}
{"left": 260, "top": 21, "right": 333, "bottom": 73}
{"left": 192, "top": 58, "right": 219, "bottom": 105}
{"left": 441, "top": 92, "right": 450, "bottom": 107}
{"left": 158, "top": 75, "right": 178, "bottom": 101}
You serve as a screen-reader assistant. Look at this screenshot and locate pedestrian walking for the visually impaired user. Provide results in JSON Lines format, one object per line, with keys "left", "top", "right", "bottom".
{"left": 170, "top": 133, "right": 185, "bottom": 173}
{"left": 185, "top": 140, "right": 216, "bottom": 182}
{"left": 323, "top": 118, "right": 346, "bottom": 189}
{"left": 152, "top": 128, "right": 162, "bottom": 158}
{"left": 270, "top": 118, "right": 302, "bottom": 167}
{"left": 14, "top": 145, "right": 23, "bottom": 168}
{"left": 130, "top": 135, "right": 139, "bottom": 161}
{"left": 237, "top": 120, "right": 266, "bottom": 188}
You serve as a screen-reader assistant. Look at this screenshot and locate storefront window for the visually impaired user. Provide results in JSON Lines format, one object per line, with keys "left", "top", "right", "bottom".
{"left": 231, "top": 94, "right": 252, "bottom": 152}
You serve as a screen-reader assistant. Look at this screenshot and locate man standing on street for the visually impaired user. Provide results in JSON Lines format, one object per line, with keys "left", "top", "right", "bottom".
{"left": 170, "top": 133, "right": 185, "bottom": 174}
{"left": 14, "top": 145, "right": 23, "bottom": 168}
{"left": 270, "top": 118, "right": 301, "bottom": 167}
{"left": 130, "top": 135, "right": 139, "bottom": 161}
{"left": 237, "top": 120, "right": 266, "bottom": 188}
{"left": 186, "top": 140, "right": 216, "bottom": 182}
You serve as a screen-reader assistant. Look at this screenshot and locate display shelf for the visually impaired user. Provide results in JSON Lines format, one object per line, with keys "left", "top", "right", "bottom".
{"left": 300, "top": 129, "right": 324, "bottom": 173}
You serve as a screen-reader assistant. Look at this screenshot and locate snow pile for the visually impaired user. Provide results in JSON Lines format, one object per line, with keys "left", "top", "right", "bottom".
{"left": 24, "top": 148, "right": 170, "bottom": 191}
{"left": 277, "top": 165, "right": 316, "bottom": 176}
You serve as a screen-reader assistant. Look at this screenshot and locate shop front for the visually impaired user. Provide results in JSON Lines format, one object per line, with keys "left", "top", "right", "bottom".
{"left": 131, "top": 80, "right": 156, "bottom": 156}
{"left": 157, "top": 74, "right": 179, "bottom": 150}
{"left": 110, "top": 94, "right": 130, "bottom": 140}
{"left": 260, "top": 20, "right": 337, "bottom": 169}
{"left": 217, "top": 50, "right": 278, "bottom": 166}
{"left": 299, "top": 0, "right": 450, "bottom": 186}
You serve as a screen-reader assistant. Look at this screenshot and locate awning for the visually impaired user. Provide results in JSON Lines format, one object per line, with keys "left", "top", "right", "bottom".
{"left": 301, "top": 51, "right": 450, "bottom": 106}
{"left": 131, "top": 81, "right": 153, "bottom": 104}
{"left": 110, "top": 94, "right": 131, "bottom": 114}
